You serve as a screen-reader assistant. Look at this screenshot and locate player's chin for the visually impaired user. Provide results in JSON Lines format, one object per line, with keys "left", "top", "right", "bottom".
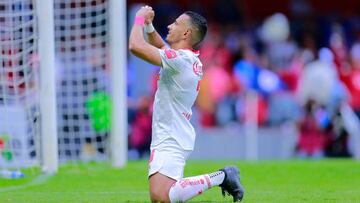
{"left": 165, "top": 36, "right": 171, "bottom": 43}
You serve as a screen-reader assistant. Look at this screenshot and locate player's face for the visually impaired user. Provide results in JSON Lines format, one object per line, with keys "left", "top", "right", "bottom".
{"left": 166, "top": 14, "right": 191, "bottom": 44}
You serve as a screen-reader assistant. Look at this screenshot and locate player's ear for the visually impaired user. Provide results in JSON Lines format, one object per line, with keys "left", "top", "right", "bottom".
{"left": 183, "top": 29, "right": 191, "bottom": 39}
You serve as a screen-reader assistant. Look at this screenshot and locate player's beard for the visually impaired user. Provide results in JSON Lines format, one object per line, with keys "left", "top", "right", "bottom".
{"left": 166, "top": 32, "right": 178, "bottom": 45}
{"left": 166, "top": 32, "right": 171, "bottom": 43}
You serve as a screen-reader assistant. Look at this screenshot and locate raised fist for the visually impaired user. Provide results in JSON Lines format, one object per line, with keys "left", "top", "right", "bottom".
{"left": 136, "top": 5, "right": 154, "bottom": 24}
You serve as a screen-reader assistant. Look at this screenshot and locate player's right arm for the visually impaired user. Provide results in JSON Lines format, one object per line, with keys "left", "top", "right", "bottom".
{"left": 129, "top": 7, "right": 161, "bottom": 66}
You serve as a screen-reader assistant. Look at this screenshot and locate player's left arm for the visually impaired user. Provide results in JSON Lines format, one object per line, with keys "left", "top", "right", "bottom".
{"left": 129, "top": 7, "right": 161, "bottom": 66}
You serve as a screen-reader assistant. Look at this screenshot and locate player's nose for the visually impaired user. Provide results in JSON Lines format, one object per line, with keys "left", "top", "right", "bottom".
{"left": 167, "top": 23, "right": 173, "bottom": 30}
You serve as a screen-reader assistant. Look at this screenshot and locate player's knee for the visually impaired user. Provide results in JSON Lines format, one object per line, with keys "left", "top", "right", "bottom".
{"left": 150, "top": 187, "right": 170, "bottom": 203}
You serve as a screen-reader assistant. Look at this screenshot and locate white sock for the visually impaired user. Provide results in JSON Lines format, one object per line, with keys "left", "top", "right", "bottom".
{"left": 168, "top": 171, "right": 225, "bottom": 202}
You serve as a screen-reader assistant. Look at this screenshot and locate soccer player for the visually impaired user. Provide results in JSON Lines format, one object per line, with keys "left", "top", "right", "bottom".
{"left": 129, "top": 5, "right": 244, "bottom": 203}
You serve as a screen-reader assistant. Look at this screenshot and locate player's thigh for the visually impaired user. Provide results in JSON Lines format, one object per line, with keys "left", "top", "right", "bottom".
{"left": 149, "top": 172, "right": 176, "bottom": 201}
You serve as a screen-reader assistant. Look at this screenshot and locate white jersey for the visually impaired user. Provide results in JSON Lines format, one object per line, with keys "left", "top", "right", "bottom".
{"left": 151, "top": 48, "right": 203, "bottom": 150}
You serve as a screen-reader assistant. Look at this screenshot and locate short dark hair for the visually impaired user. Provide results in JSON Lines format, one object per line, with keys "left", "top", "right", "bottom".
{"left": 184, "top": 11, "right": 207, "bottom": 48}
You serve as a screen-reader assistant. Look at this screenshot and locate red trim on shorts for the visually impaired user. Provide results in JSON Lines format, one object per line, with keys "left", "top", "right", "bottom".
{"left": 149, "top": 149, "right": 155, "bottom": 164}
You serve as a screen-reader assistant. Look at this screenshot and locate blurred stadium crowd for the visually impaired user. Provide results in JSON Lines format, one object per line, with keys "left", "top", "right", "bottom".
{"left": 127, "top": 0, "right": 360, "bottom": 159}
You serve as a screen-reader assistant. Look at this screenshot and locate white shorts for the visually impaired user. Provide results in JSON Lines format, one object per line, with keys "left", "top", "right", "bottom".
{"left": 148, "top": 138, "right": 192, "bottom": 181}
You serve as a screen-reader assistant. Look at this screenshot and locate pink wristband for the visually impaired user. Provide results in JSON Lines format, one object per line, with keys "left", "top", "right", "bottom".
{"left": 134, "top": 16, "right": 145, "bottom": 26}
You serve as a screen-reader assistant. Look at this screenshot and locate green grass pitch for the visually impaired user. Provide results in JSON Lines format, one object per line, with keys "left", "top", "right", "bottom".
{"left": 0, "top": 159, "right": 359, "bottom": 202}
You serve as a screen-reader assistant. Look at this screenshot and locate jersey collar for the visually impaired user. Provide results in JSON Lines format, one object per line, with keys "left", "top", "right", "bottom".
{"left": 182, "top": 48, "right": 200, "bottom": 56}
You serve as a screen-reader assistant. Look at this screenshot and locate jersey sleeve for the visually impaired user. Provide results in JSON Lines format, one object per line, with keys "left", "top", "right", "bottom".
{"left": 158, "top": 49, "right": 191, "bottom": 74}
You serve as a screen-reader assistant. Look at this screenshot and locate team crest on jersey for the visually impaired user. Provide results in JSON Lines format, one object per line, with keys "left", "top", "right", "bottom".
{"left": 164, "top": 49, "right": 177, "bottom": 59}
{"left": 192, "top": 61, "right": 203, "bottom": 76}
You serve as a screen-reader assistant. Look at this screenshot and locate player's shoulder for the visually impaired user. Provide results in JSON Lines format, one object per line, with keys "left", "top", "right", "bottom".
{"left": 177, "top": 49, "right": 201, "bottom": 63}
{"left": 178, "top": 49, "right": 200, "bottom": 58}
{"left": 161, "top": 49, "right": 191, "bottom": 63}
{"left": 161, "top": 48, "right": 203, "bottom": 75}
{"left": 162, "top": 48, "right": 199, "bottom": 58}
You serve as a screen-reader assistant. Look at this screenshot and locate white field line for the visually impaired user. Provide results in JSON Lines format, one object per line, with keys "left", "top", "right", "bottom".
{"left": 0, "top": 174, "right": 51, "bottom": 193}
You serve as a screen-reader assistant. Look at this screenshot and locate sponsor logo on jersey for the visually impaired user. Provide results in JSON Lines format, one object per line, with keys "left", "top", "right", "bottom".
{"left": 193, "top": 61, "right": 203, "bottom": 76}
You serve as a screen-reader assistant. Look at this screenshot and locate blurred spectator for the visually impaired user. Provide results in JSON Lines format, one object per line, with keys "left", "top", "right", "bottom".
{"left": 197, "top": 28, "right": 233, "bottom": 127}
{"left": 324, "top": 105, "right": 351, "bottom": 157}
{"left": 127, "top": 0, "right": 360, "bottom": 158}
{"left": 329, "top": 25, "right": 350, "bottom": 78}
{"left": 233, "top": 45, "right": 259, "bottom": 92}
{"left": 296, "top": 100, "right": 327, "bottom": 158}
{"left": 343, "top": 43, "right": 360, "bottom": 119}
{"left": 129, "top": 96, "right": 152, "bottom": 158}
{"left": 268, "top": 92, "right": 299, "bottom": 125}
{"left": 297, "top": 48, "right": 339, "bottom": 106}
